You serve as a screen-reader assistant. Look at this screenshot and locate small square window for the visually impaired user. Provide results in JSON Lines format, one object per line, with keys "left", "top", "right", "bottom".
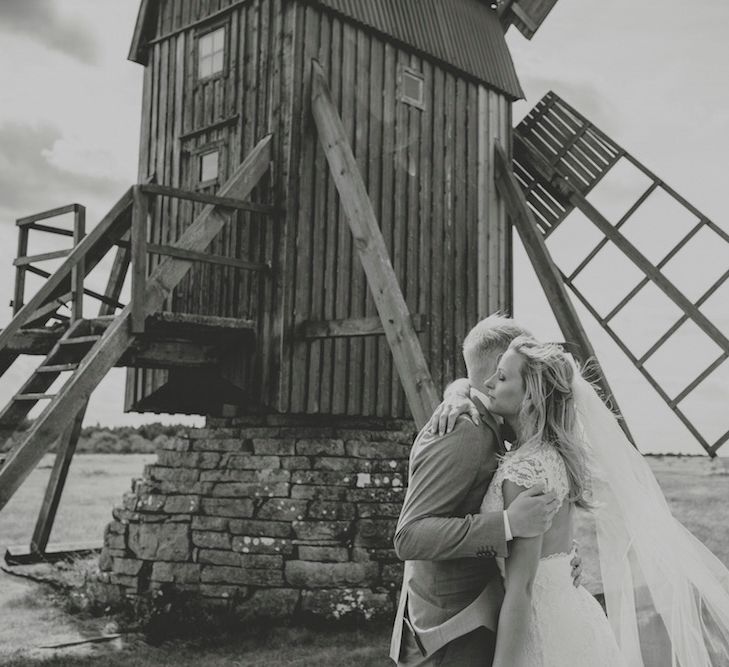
{"left": 400, "top": 67, "right": 425, "bottom": 109}
{"left": 199, "top": 150, "right": 219, "bottom": 183}
{"left": 198, "top": 27, "right": 226, "bottom": 79}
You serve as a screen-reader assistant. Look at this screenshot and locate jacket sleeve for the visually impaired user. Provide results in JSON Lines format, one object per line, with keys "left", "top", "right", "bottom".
{"left": 393, "top": 424, "right": 507, "bottom": 561}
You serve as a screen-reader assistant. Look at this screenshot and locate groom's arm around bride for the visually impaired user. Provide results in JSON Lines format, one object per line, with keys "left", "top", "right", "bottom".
{"left": 390, "top": 411, "right": 558, "bottom": 666}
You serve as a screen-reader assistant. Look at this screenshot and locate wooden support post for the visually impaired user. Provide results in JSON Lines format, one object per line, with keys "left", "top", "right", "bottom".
{"left": 310, "top": 60, "right": 438, "bottom": 428}
{"left": 30, "top": 409, "right": 84, "bottom": 554}
{"left": 0, "top": 135, "right": 272, "bottom": 513}
{"left": 493, "top": 143, "right": 634, "bottom": 443}
{"left": 13, "top": 226, "right": 29, "bottom": 314}
{"left": 71, "top": 205, "right": 86, "bottom": 322}
{"left": 131, "top": 187, "right": 148, "bottom": 334}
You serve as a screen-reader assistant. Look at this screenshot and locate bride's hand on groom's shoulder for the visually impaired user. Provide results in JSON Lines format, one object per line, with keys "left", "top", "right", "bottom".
{"left": 427, "top": 385, "right": 479, "bottom": 436}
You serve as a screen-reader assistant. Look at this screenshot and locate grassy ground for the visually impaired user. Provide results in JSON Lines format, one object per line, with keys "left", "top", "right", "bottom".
{"left": 0, "top": 624, "right": 394, "bottom": 666}
{"left": 1, "top": 453, "right": 728, "bottom": 665}
{"left": 0, "top": 454, "right": 156, "bottom": 548}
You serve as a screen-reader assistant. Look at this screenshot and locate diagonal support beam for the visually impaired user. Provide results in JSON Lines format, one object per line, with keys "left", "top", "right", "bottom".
{"left": 310, "top": 60, "right": 438, "bottom": 428}
{"left": 30, "top": 409, "right": 84, "bottom": 553}
{"left": 0, "top": 135, "right": 272, "bottom": 513}
{"left": 494, "top": 143, "right": 635, "bottom": 444}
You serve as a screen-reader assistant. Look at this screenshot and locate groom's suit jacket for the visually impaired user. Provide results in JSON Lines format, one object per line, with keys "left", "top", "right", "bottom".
{"left": 390, "top": 401, "right": 507, "bottom": 664}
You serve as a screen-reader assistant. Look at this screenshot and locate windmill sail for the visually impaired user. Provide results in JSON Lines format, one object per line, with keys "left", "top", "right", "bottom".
{"left": 498, "top": 0, "right": 560, "bottom": 39}
{"left": 513, "top": 91, "right": 729, "bottom": 456}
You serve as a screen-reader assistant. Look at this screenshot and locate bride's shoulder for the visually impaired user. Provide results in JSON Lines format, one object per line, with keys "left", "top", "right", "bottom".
{"left": 500, "top": 442, "right": 567, "bottom": 491}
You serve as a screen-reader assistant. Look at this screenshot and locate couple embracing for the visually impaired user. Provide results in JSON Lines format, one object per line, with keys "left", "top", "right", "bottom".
{"left": 390, "top": 315, "right": 729, "bottom": 666}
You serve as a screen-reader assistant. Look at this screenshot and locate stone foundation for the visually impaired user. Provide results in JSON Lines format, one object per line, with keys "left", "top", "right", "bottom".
{"left": 99, "top": 416, "right": 417, "bottom": 622}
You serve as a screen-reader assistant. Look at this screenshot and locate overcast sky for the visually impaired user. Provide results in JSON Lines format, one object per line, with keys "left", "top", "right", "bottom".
{"left": 0, "top": 0, "right": 727, "bottom": 454}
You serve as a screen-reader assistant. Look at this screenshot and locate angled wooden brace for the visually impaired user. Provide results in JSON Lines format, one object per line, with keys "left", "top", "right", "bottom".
{"left": 310, "top": 59, "right": 439, "bottom": 428}
{"left": 493, "top": 143, "right": 635, "bottom": 444}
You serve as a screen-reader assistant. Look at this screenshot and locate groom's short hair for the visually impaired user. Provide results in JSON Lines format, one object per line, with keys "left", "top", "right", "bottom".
{"left": 462, "top": 314, "right": 531, "bottom": 361}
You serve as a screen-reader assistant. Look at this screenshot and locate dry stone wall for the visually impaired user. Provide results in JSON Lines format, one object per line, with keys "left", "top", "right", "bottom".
{"left": 99, "top": 416, "right": 417, "bottom": 622}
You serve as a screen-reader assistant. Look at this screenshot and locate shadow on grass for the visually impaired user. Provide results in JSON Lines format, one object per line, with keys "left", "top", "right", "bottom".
{"left": 3, "top": 624, "right": 394, "bottom": 667}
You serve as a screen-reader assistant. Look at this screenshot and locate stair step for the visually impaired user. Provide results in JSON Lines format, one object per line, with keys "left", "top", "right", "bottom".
{"left": 37, "top": 363, "right": 79, "bottom": 373}
{"left": 59, "top": 335, "right": 101, "bottom": 346}
{"left": 15, "top": 393, "right": 56, "bottom": 401}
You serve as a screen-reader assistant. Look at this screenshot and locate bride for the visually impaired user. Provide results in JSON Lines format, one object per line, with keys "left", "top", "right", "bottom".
{"left": 450, "top": 334, "right": 729, "bottom": 666}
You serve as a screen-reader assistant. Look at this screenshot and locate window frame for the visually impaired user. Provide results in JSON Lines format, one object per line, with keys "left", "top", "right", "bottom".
{"left": 398, "top": 66, "right": 426, "bottom": 111}
{"left": 194, "top": 21, "right": 229, "bottom": 84}
{"left": 188, "top": 139, "right": 226, "bottom": 190}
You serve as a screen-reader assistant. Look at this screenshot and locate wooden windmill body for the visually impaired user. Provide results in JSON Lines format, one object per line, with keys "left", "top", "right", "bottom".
{"left": 124, "top": 0, "right": 525, "bottom": 423}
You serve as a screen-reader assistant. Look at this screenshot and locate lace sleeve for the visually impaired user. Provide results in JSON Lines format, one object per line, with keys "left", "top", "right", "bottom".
{"left": 500, "top": 446, "right": 570, "bottom": 505}
{"left": 500, "top": 454, "right": 546, "bottom": 490}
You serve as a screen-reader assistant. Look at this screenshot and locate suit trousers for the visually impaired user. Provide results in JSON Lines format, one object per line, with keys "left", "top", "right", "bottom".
{"left": 397, "top": 625, "right": 496, "bottom": 667}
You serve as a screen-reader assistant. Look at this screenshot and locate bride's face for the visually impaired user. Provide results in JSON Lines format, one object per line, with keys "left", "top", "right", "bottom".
{"left": 483, "top": 349, "right": 526, "bottom": 420}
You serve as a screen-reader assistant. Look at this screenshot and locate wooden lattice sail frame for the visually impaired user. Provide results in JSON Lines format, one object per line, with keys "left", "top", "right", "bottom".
{"left": 513, "top": 91, "right": 729, "bottom": 457}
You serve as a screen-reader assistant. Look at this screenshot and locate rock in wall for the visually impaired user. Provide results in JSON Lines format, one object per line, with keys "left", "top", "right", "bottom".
{"left": 99, "top": 416, "right": 417, "bottom": 622}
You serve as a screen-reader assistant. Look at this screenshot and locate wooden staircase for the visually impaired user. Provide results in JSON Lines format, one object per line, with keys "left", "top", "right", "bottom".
{"left": 0, "top": 135, "right": 273, "bottom": 560}
{"left": 0, "top": 319, "right": 105, "bottom": 448}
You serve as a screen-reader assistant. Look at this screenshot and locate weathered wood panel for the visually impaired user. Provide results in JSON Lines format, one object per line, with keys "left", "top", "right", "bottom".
{"left": 126, "top": 0, "right": 284, "bottom": 414}
{"left": 127, "top": 0, "right": 512, "bottom": 419}
{"left": 281, "top": 4, "right": 512, "bottom": 418}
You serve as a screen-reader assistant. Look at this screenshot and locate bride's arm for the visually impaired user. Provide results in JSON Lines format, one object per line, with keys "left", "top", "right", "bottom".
{"left": 493, "top": 479, "right": 544, "bottom": 667}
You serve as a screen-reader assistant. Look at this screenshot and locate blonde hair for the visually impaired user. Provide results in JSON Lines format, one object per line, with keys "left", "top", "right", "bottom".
{"left": 462, "top": 314, "right": 531, "bottom": 367}
{"left": 509, "top": 336, "right": 591, "bottom": 509}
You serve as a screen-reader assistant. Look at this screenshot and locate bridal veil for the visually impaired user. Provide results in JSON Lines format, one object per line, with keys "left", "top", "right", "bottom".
{"left": 572, "top": 369, "right": 729, "bottom": 666}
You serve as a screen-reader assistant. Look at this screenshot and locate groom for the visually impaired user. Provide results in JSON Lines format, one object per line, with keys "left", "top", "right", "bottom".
{"left": 390, "top": 315, "right": 575, "bottom": 666}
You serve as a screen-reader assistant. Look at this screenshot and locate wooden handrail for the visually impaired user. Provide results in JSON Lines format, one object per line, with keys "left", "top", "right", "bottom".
{"left": 147, "top": 243, "right": 270, "bottom": 272}
{"left": 0, "top": 189, "right": 133, "bottom": 355}
{"left": 7, "top": 176, "right": 272, "bottom": 343}
{"left": 130, "top": 174, "right": 275, "bottom": 333}
{"left": 140, "top": 183, "right": 275, "bottom": 215}
{"left": 13, "top": 204, "right": 86, "bottom": 323}
{"left": 14, "top": 250, "right": 72, "bottom": 266}
{"left": 16, "top": 204, "right": 83, "bottom": 227}
{"left": 24, "top": 223, "right": 75, "bottom": 238}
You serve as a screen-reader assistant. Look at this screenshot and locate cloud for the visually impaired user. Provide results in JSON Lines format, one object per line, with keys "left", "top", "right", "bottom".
{"left": 0, "top": 0, "right": 99, "bottom": 64}
{"left": 513, "top": 73, "right": 622, "bottom": 135}
{"left": 0, "top": 122, "right": 126, "bottom": 221}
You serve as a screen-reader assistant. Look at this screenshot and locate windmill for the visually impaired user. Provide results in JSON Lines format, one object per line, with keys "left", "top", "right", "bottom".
{"left": 0, "top": 0, "right": 723, "bottom": 613}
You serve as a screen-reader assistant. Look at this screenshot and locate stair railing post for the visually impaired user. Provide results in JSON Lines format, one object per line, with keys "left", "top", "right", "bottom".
{"left": 130, "top": 186, "right": 148, "bottom": 334}
{"left": 71, "top": 205, "right": 86, "bottom": 322}
{"left": 13, "top": 224, "right": 29, "bottom": 315}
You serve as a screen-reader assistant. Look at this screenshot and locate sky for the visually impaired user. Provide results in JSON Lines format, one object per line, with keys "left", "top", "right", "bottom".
{"left": 0, "top": 0, "right": 727, "bottom": 454}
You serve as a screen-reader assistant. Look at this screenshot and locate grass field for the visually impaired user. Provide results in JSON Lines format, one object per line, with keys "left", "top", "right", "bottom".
{"left": 1, "top": 453, "right": 728, "bottom": 665}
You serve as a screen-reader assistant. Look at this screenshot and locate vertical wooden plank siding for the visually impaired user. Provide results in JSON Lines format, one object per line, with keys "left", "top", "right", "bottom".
{"left": 304, "top": 7, "right": 326, "bottom": 413}
{"left": 346, "top": 28, "right": 369, "bottom": 416}
{"left": 333, "top": 22, "right": 356, "bottom": 415}
{"left": 361, "top": 36, "right": 384, "bottom": 416}
{"left": 128, "top": 0, "right": 512, "bottom": 419}
{"left": 442, "top": 71, "right": 455, "bottom": 388}
{"left": 430, "top": 66, "right": 445, "bottom": 397}
{"left": 127, "top": 0, "right": 281, "bottom": 413}
{"left": 377, "top": 41, "right": 396, "bottom": 416}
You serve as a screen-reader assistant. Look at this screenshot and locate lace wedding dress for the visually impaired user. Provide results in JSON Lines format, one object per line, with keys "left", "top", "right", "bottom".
{"left": 481, "top": 442, "right": 627, "bottom": 667}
